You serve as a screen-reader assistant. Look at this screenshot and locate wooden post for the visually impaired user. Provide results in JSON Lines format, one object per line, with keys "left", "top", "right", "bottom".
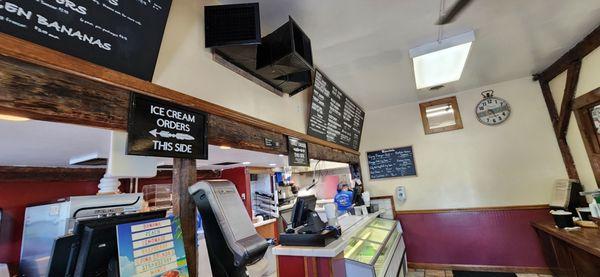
{"left": 172, "top": 158, "right": 198, "bottom": 277}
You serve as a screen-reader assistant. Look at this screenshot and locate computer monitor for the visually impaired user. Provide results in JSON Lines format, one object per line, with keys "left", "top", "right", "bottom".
{"left": 290, "top": 195, "right": 317, "bottom": 228}
{"left": 54, "top": 210, "right": 166, "bottom": 277}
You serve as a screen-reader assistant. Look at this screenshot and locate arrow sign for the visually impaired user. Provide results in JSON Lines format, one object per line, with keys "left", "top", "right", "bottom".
{"left": 149, "top": 129, "right": 195, "bottom": 141}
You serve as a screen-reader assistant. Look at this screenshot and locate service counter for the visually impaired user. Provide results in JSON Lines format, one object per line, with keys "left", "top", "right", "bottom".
{"left": 272, "top": 210, "right": 407, "bottom": 277}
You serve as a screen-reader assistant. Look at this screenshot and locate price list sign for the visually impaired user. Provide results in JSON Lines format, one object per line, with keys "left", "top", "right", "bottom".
{"left": 116, "top": 217, "right": 189, "bottom": 277}
{"left": 307, "top": 69, "right": 365, "bottom": 151}
{"left": 367, "top": 146, "right": 417, "bottom": 179}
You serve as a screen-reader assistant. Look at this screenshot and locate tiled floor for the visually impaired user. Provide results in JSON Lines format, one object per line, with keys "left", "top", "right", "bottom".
{"left": 407, "top": 268, "right": 553, "bottom": 277}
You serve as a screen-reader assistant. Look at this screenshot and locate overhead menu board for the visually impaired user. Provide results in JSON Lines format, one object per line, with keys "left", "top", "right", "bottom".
{"left": 307, "top": 69, "right": 365, "bottom": 151}
{"left": 0, "top": 0, "right": 172, "bottom": 80}
{"left": 367, "top": 146, "right": 417, "bottom": 179}
{"left": 127, "top": 93, "right": 208, "bottom": 159}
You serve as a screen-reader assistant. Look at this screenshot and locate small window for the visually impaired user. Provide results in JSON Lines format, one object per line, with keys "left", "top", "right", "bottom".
{"left": 419, "top": 96, "right": 463, "bottom": 135}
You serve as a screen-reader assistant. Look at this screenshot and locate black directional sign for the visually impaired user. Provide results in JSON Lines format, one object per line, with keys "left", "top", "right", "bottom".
{"left": 287, "top": 136, "right": 309, "bottom": 166}
{"left": 127, "top": 93, "right": 208, "bottom": 159}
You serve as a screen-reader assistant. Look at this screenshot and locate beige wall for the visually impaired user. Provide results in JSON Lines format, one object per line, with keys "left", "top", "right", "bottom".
{"left": 359, "top": 77, "right": 568, "bottom": 210}
{"left": 152, "top": 0, "right": 310, "bottom": 134}
{"left": 549, "top": 46, "right": 600, "bottom": 190}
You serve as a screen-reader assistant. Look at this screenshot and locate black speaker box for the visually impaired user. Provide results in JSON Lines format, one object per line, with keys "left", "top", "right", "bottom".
{"left": 205, "top": 3, "right": 261, "bottom": 48}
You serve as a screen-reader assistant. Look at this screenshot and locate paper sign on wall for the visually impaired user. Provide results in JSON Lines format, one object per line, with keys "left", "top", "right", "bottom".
{"left": 116, "top": 217, "right": 189, "bottom": 277}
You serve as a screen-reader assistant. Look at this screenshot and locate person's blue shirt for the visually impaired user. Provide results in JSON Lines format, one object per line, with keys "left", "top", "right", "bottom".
{"left": 334, "top": 190, "right": 354, "bottom": 213}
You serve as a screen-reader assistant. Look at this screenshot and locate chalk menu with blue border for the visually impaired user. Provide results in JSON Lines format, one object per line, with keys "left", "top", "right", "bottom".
{"left": 116, "top": 217, "right": 189, "bottom": 277}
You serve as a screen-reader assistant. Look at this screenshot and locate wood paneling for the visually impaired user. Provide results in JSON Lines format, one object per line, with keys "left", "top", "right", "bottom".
{"left": 533, "top": 221, "right": 600, "bottom": 277}
{"left": 0, "top": 33, "right": 359, "bottom": 156}
{"left": 172, "top": 159, "right": 198, "bottom": 277}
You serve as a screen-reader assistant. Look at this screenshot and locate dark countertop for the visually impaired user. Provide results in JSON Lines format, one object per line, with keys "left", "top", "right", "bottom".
{"left": 532, "top": 220, "right": 600, "bottom": 257}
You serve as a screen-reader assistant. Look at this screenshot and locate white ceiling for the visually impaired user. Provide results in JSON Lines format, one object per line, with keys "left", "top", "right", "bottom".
{"left": 224, "top": 0, "right": 600, "bottom": 111}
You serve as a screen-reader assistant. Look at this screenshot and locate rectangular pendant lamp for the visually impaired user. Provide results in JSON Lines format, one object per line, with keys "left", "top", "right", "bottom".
{"left": 409, "top": 31, "right": 475, "bottom": 89}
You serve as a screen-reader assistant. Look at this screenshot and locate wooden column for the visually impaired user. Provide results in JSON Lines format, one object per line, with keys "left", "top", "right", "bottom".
{"left": 172, "top": 158, "right": 198, "bottom": 277}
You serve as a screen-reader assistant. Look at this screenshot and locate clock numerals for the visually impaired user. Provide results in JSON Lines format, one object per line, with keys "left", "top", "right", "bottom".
{"left": 476, "top": 97, "right": 510, "bottom": 126}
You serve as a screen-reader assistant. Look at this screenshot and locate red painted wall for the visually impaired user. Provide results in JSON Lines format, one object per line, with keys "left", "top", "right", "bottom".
{"left": 221, "top": 167, "right": 252, "bottom": 217}
{"left": 0, "top": 180, "right": 98, "bottom": 266}
{"left": 397, "top": 208, "right": 552, "bottom": 267}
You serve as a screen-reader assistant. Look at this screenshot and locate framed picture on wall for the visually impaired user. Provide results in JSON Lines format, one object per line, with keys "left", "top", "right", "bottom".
{"left": 419, "top": 96, "right": 463, "bottom": 135}
{"left": 370, "top": 196, "right": 396, "bottom": 219}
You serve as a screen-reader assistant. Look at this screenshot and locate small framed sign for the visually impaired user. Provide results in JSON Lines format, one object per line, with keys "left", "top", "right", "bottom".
{"left": 287, "top": 136, "right": 309, "bottom": 166}
{"left": 127, "top": 93, "right": 208, "bottom": 159}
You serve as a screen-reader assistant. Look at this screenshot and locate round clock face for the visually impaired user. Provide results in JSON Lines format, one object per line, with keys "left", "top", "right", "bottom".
{"left": 476, "top": 97, "right": 511, "bottom": 125}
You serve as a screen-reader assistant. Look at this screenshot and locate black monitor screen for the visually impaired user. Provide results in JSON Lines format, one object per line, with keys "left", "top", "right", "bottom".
{"left": 290, "top": 195, "right": 317, "bottom": 228}
{"left": 64, "top": 210, "right": 167, "bottom": 277}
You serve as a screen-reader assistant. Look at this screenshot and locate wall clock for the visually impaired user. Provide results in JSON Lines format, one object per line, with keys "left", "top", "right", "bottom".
{"left": 476, "top": 90, "right": 511, "bottom": 126}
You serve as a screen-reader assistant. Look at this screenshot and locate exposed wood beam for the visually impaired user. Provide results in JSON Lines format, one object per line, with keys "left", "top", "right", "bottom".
{"left": 538, "top": 78, "right": 580, "bottom": 179}
{"left": 556, "top": 61, "right": 582, "bottom": 137}
{"left": 172, "top": 159, "right": 198, "bottom": 277}
{"left": 0, "top": 166, "right": 105, "bottom": 183}
{"left": 0, "top": 53, "right": 359, "bottom": 164}
{"left": 0, "top": 33, "right": 359, "bottom": 156}
{"left": 535, "top": 24, "right": 600, "bottom": 81}
{"left": 538, "top": 80, "right": 559, "bottom": 130}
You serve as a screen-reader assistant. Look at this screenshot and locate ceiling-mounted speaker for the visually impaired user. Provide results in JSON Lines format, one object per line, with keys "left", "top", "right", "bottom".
{"left": 256, "top": 17, "right": 313, "bottom": 71}
{"left": 204, "top": 3, "right": 261, "bottom": 48}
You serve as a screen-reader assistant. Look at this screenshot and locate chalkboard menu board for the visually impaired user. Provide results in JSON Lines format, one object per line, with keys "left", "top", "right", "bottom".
{"left": 367, "top": 146, "right": 417, "bottom": 179}
{"left": 307, "top": 69, "right": 365, "bottom": 151}
{"left": 0, "top": 0, "right": 172, "bottom": 81}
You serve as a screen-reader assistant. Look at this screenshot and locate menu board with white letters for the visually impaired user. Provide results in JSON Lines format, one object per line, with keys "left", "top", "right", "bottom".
{"left": 367, "top": 146, "right": 417, "bottom": 179}
{"left": 0, "top": 0, "right": 171, "bottom": 80}
{"left": 307, "top": 69, "right": 365, "bottom": 151}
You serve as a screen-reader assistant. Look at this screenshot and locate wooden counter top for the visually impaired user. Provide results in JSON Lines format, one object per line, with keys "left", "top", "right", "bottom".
{"left": 531, "top": 221, "right": 600, "bottom": 257}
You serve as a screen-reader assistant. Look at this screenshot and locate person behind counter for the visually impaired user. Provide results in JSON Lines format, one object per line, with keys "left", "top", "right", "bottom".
{"left": 334, "top": 184, "right": 354, "bottom": 214}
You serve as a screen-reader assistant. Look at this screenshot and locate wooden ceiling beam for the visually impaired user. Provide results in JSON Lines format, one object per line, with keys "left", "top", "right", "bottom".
{"left": 535, "top": 24, "right": 600, "bottom": 81}
{"left": 556, "top": 61, "right": 582, "bottom": 137}
{"left": 0, "top": 33, "right": 359, "bottom": 156}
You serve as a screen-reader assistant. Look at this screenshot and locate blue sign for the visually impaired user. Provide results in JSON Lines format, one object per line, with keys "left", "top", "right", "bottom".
{"left": 116, "top": 217, "right": 189, "bottom": 277}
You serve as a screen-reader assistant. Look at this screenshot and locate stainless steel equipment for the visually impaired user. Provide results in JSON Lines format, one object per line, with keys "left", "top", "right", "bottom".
{"left": 19, "top": 193, "right": 143, "bottom": 277}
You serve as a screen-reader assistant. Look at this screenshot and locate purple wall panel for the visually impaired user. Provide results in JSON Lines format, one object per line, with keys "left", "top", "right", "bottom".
{"left": 397, "top": 208, "right": 551, "bottom": 267}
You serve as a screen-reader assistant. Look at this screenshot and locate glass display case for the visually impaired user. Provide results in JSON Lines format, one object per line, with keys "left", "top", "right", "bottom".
{"left": 343, "top": 218, "right": 407, "bottom": 277}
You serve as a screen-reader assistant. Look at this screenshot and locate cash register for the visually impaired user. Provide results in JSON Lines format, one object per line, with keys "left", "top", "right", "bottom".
{"left": 279, "top": 195, "right": 340, "bottom": 247}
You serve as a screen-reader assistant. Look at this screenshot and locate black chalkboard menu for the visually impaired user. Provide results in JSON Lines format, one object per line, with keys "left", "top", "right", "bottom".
{"left": 287, "top": 136, "right": 309, "bottom": 166}
{"left": 367, "top": 146, "right": 417, "bottom": 179}
{"left": 307, "top": 69, "right": 365, "bottom": 151}
{"left": 0, "top": 0, "right": 172, "bottom": 81}
{"left": 127, "top": 93, "right": 208, "bottom": 159}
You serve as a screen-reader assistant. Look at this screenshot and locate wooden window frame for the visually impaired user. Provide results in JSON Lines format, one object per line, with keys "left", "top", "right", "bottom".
{"left": 419, "top": 96, "right": 463, "bottom": 135}
{"left": 573, "top": 87, "right": 600, "bottom": 184}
